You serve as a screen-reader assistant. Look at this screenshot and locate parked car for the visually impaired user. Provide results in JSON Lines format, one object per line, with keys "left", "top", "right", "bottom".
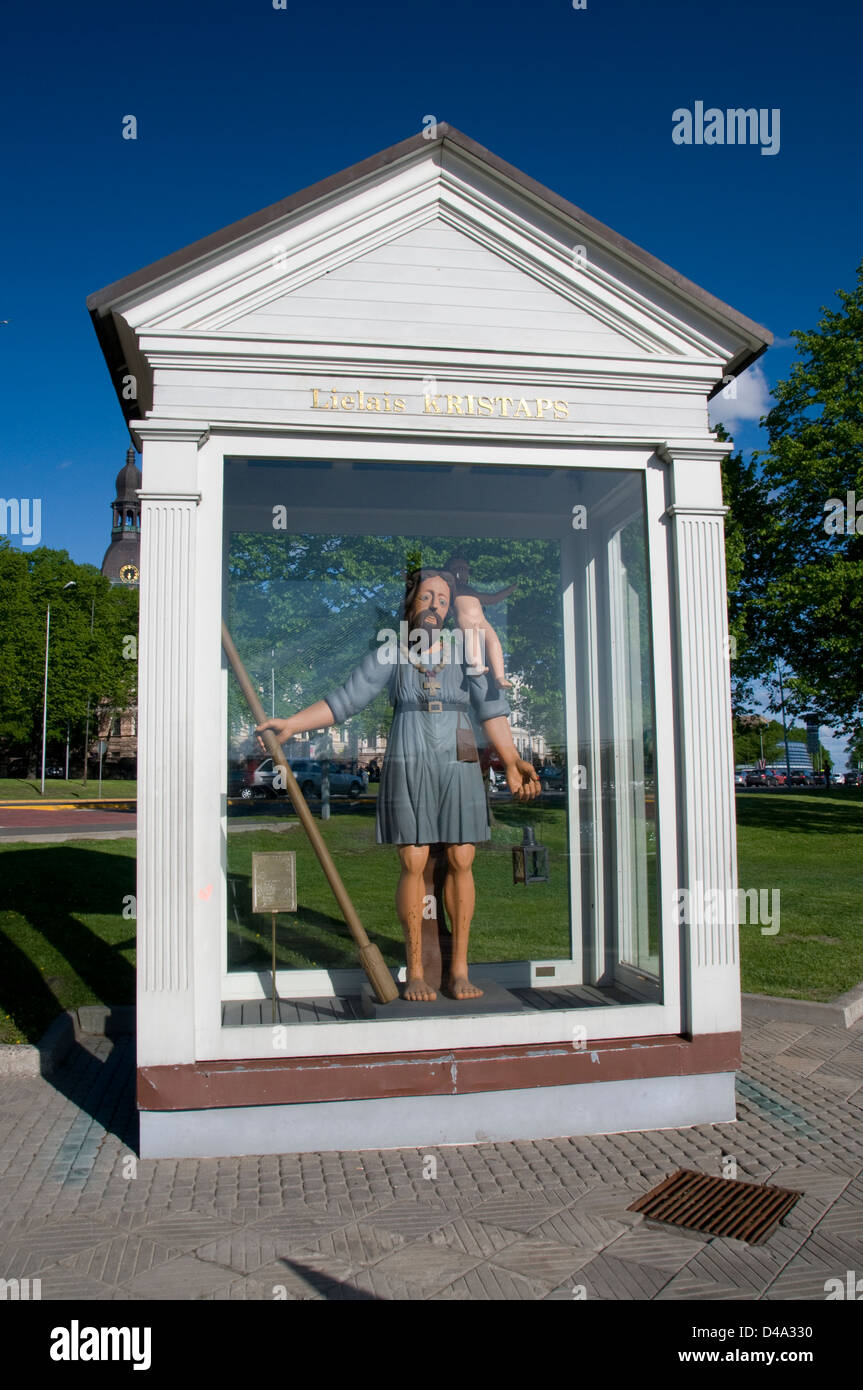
{"left": 734, "top": 771, "right": 746, "bottom": 787}
{"left": 843, "top": 770, "right": 860, "bottom": 787}
{"left": 745, "top": 770, "right": 768, "bottom": 787}
{"left": 239, "top": 757, "right": 367, "bottom": 799}
{"left": 539, "top": 765, "right": 565, "bottom": 790}
{"left": 227, "top": 765, "right": 257, "bottom": 800}
{"left": 287, "top": 759, "right": 368, "bottom": 798}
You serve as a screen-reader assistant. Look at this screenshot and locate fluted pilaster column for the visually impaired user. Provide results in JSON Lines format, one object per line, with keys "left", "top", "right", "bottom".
{"left": 663, "top": 441, "right": 741, "bottom": 1036}
{"left": 134, "top": 422, "right": 206, "bottom": 1065}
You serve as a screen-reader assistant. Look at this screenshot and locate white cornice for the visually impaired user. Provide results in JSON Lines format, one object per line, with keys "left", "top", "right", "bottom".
{"left": 657, "top": 440, "right": 733, "bottom": 464}
{"left": 139, "top": 337, "right": 726, "bottom": 395}
{"left": 664, "top": 504, "right": 729, "bottom": 517}
{"left": 131, "top": 420, "right": 211, "bottom": 447}
{"left": 137, "top": 491, "right": 202, "bottom": 503}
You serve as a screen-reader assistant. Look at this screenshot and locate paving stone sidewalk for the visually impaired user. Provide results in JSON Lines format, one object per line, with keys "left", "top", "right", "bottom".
{"left": 1, "top": 1008, "right": 862, "bottom": 1300}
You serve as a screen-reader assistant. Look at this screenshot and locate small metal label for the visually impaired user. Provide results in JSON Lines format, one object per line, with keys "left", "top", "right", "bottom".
{"left": 252, "top": 852, "right": 297, "bottom": 914}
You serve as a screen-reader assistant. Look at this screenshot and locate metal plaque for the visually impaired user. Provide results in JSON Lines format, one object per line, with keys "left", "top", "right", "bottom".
{"left": 251, "top": 852, "right": 297, "bottom": 914}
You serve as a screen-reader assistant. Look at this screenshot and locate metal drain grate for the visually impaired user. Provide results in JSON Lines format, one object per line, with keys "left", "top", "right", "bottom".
{"left": 627, "top": 1168, "right": 802, "bottom": 1244}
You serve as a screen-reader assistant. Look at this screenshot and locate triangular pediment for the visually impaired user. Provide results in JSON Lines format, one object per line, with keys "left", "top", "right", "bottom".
{"left": 91, "top": 127, "right": 771, "bottom": 418}
{"left": 200, "top": 217, "right": 665, "bottom": 357}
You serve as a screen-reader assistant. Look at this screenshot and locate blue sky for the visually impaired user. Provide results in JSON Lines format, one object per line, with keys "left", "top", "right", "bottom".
{"left": 1, "top": 0, "right": 860, "bottom": 762}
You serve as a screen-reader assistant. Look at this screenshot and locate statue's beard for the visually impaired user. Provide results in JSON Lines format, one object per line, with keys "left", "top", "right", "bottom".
{"left": 413, "top": 609, "right": 442, "bottom": 634}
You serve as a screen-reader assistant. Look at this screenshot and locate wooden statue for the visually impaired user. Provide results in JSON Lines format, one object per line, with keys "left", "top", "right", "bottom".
{"left": 256, "top": 566, "right": 540, "bottom": 1001}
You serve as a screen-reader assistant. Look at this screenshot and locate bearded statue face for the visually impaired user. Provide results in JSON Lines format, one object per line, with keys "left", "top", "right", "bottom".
{"left": 408, "top": 573, "right": 451, "bottom": 634}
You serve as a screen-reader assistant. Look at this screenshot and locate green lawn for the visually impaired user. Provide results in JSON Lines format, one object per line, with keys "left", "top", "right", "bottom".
{"left": 0, "top": 778, "right": 137, "bottom": 801}
{"left": 735, "top": 790, "right": 863, "bottom": 1001}
{"left": 1, "top": 790, "right": 861, "bottom": 1044}
{"left": 0, "top": 839, "right": 136, "bottom": 1044}
{"left": 226, "top": 801, "right": 572, "bottom": 974}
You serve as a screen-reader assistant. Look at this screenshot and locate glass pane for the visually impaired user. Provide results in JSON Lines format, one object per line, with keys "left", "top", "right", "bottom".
{"left": 608, "top": 507, "right": 659, "bottom": 977}
{"left": 222, "top": 458, "right": 662, "bottom": 1007}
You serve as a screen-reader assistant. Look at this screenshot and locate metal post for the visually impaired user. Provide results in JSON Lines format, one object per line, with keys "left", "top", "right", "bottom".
{"left": 65, "top": 723, "right": 70, "bottom": 781}
{"left": 776, "top": 661, "right": 792, "bottom": 785}
{"left": 271, "top": 911, "right": 278, "bottom": 1023}
{"left": 82, "top": 599, "right": 94, "bottom": 786}
{"left": 321, "top": 733, "right": 331, "bottom": 821}
{"left": 40, "top": 604, "right": 51, "bottom": 796}
{"left": 98, "top": 740, "right": 104, "bottom": 799}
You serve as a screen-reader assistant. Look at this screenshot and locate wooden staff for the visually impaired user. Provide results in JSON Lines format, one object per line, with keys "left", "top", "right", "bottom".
{"left": 222, "top": 621, "right": 398, "bottom": 1005}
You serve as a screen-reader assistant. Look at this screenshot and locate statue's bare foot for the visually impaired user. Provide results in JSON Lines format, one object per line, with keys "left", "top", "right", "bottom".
{"left": 449, "top": 975, "right": 483, "bottom": 1000}
{"left": 404, "top": 976, "right": 437, "bottom": 1001}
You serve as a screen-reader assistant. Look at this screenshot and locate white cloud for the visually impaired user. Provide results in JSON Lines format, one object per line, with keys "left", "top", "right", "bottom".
{"left": 708, "top": 362, "right": 772, "bottom": 428}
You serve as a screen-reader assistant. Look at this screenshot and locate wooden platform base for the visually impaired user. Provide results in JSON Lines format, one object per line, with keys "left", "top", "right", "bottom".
{"left": 359, "top": 978, "right": 526, "bottom": 1019}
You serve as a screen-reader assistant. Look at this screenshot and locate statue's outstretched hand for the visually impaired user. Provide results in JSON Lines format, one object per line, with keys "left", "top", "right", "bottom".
{"left": 254, "top": 717, "right": 296, "bottom": 755}
{"left": 506, "top": 758, "right": 541, "bottom": 801}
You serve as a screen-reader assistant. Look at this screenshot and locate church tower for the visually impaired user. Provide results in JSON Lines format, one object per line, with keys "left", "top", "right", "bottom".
{"left": 101, "top": 446, "right": 141, "bottom": 585}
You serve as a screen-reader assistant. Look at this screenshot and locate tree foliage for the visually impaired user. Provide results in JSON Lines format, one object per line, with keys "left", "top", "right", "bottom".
{"left": 0, "top": 541, "right": 138, "bottom": 763}
{"left": 225, "top": 531, "right": 564, "bottom": 753}
{"left": 727, "top": 262, "right": 863, "bottom": 732}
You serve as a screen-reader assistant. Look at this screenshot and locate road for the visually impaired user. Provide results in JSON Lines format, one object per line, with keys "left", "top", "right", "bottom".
{"left": 0, "top": 803, "right": 137, "bottom": 843}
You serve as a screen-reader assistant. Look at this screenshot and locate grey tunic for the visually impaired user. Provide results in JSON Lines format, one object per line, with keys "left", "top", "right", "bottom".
{"left": 325, "top": 647, "right": 510, "bottom": 846}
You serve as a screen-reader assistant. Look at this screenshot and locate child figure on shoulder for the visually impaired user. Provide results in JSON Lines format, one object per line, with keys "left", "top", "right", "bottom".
{"left": 444, "top": 554, "right": 514, "bottom": 689}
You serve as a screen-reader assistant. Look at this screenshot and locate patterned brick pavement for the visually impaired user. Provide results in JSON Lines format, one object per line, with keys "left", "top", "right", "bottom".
{"left": 0, "top": 1008, "right": 861, "bottom": 1300}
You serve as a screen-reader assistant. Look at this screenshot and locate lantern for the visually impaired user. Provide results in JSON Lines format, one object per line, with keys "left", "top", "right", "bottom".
{"left": 512, "top": 824, "right": 550, "bottom": 884}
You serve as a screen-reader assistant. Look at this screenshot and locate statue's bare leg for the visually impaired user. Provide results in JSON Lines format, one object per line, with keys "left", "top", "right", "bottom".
{"left": 444, "top": 843, "right": 483, "bottom": 999}
{"left": 397, "top": 844, "right": 436, "bottom": 1000}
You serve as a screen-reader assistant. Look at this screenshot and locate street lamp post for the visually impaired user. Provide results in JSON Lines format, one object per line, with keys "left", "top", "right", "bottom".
{"left": 40, "top": 581, "right": 76, "bottom": 796}
{"left": 82, "top": 598, "right": 95, "bottom": 785}
{"left": 776, "top": 660, "right": 792, "bottom": 786}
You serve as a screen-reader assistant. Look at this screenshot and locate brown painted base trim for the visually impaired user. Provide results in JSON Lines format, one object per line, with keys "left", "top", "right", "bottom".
{"left": 138, "top": 1032, "right": 741, "bottom": 1112}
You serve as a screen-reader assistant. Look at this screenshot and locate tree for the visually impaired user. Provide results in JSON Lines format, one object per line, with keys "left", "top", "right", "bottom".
{"left": 718, "top": 427, "right": 774, "bottom": 710}
{"left": 0, "top": 541, "right": 138, "bottom": 771}
{"left": 740, "top": 261, "right": 863, "bottom": 730}
{"left": 224, "top": 531, "right": 565, "bottom": 754}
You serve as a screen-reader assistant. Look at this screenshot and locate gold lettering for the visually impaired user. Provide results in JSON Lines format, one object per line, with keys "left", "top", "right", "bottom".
{"left": 316, "top": 384, "right": 566, "bottom": 418}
